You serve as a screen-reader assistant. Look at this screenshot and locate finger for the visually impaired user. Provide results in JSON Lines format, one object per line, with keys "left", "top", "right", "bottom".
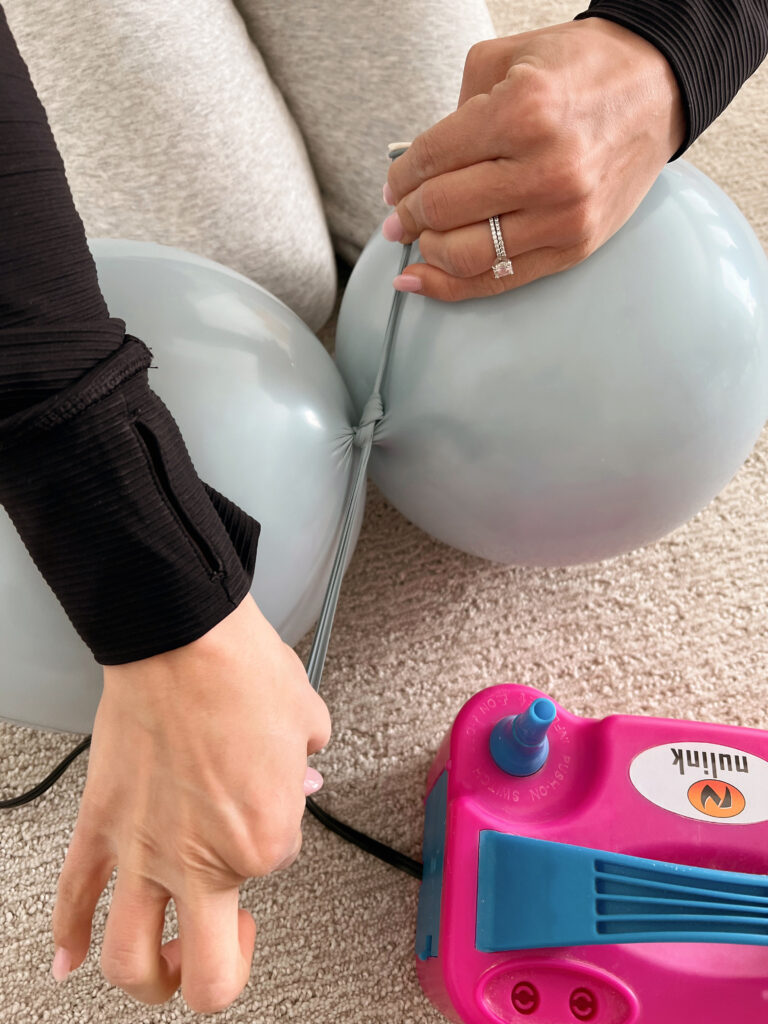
{"left": 389, "top": 61, "right": 577, "bottom": 214}
{"left": 417, "top": 206, "right": 583, "bottom": 279}
{"left": 100, "top": 867, "right": 179, "bottom": 1005}
{"left": 458, "top": 36, "right": 526, "bottom": 107}
{"left": 175, "top": 888, "right": 256, "bottom": 1014}
{"left": 393, "top": 242, "right": 589, "bottom": 302}
{"left": 305, "top": 693, "right": 331, "bottom": 756}
{"left": 303, "top": 767, "right": 323, "bottom": 796}
{"left": 391, "top": 153, "right": 587, "bottom": 244}
{"left": 52, "top": 821, "right": 116, "bottom": 975}
{"left": 160, "top": 936, "right": 182, "bottom": 976}
{"left": 386, "top": 92, "right": 509, "bottom": 204}
{"left": 391, "top": 159, "right": 518, "bottom": 241}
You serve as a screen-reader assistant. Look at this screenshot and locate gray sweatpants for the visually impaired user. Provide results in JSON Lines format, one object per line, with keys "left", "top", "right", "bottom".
{"left": 3, "top": 0, "right": 495, "bottom": 330}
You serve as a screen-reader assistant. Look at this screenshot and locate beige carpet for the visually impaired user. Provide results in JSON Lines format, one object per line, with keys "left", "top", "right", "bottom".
{"left": 2, "top": 2, "right": 768, "bottom": 1022}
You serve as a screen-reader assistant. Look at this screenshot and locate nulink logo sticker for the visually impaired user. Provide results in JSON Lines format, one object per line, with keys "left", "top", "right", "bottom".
{"left": 687, "top": 779, "right": 746, "bottom": 818}
{"left": 629, "top": 743, "right": 768, "bottom": 824}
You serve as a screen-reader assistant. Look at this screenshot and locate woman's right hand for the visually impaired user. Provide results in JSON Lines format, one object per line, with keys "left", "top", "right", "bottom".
{"left": 50, "top": 593, "right": 331, "bottom": 1013}
{"left": 384, "top": 18, "right": 685, "bottom": 301}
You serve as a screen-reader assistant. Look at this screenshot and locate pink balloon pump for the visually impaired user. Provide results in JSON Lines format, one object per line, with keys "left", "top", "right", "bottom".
{"left": 416, "top": 683, "right": 768, "bottom": 1023}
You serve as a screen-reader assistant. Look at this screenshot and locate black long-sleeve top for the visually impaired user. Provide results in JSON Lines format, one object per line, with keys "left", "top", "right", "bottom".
{"left": 0, "top": 5, "right": 259, "bottom": 665}
{"left": 0, "top": 1, "right": 766, "bottom": 666}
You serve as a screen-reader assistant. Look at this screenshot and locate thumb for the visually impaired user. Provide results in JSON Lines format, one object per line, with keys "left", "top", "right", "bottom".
{"left": 52, "top": 819, "right": 115, "bottom": 978}
{"left": 161, "top": 909, "right": 256, "bottom": 978}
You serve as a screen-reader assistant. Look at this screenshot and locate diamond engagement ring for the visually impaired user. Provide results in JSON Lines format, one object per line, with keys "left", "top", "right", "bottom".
{"left": 489, "top": 215, "right": 514, "bottom": 278}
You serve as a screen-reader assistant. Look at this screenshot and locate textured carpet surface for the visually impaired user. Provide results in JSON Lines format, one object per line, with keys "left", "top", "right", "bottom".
{"left": 2, "top": 2, "right": 768, "bottom": 1022}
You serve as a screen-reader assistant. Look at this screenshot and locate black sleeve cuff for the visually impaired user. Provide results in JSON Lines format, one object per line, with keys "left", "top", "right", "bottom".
{"left": 575, "top": 0, "right": 768, "bottom": 157}
{"left": 0, "top": 331, "right": 260, "bottom": 665}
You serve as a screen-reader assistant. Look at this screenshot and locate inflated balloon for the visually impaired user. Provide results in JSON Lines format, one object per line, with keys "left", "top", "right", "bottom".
{"left": 336, "top": 160, "right": 768, "bottom": 565}
{"left": 0, "top": 240, "right": 359, "bottom": 733}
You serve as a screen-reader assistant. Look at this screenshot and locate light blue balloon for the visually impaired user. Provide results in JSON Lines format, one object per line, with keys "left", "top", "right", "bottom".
{"left": 0, "top": 241, "right": 359, "bottom": 732}
{"left": 336, "top": 161, "right": 768, "bottom": 565}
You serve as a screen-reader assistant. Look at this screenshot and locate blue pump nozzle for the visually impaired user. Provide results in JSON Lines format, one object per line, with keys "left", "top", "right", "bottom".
{"left": 489, "top": 697, "right": 557, "bottom": 777}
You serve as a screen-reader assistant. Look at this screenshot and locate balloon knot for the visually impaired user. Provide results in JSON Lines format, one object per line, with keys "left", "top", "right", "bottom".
{"left": 353, "top": 393, "right": 384, "bottom": 449}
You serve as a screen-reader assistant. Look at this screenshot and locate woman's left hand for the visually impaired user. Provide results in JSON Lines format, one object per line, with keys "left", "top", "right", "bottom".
{"left": 383, "top": 17, "right": 685, "bottom": 300}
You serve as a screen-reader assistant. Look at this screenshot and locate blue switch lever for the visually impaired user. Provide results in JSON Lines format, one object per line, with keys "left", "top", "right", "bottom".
{"left": 476, "top": 832, "right": 768, "bottom": 952}
{"left": 489, "top": 697, "right": 556, "bottom": 776}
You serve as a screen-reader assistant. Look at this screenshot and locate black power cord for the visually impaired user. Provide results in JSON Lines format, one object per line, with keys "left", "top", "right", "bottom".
{"left": 1, "top": 736, "right": 424, "bottom": 880}
{"left": 0, "top": 735, "right": 92, "bottom": 809}
{"left": 305, "top": 795, "right": 422, "bottom": 879}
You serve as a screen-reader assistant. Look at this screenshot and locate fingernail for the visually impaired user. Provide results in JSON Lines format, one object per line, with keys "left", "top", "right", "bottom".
{"left": 387, "top": 141, "right": 412, "bottom": 160}
{"left": 303, "top": 767, "right": 324, "bottom": 795}
{"left": 51, "top": 946, "right": 71, "bottom": 983}
{"left": 381, "top": 211, "right": 403, "bottom": 242}
{"left": 382, "top": 182, "right": 395, "bottom": 206}
{"left": 393, "top": 274, "right": 423, "bottom": 293}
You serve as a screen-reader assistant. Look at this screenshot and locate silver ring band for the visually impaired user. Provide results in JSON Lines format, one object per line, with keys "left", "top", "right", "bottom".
{"left": 489, "top": 215, "right": 514, "bottom": 279}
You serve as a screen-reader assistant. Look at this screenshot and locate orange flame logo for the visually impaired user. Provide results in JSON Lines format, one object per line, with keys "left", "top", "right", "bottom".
{"left": 687, "top": 779, "right": 745, "bottom": 818}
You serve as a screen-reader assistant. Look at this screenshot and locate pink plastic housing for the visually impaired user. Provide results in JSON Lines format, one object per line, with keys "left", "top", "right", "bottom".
{"left": 416, "top": 684, "right": 768, "bottom": 1024}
